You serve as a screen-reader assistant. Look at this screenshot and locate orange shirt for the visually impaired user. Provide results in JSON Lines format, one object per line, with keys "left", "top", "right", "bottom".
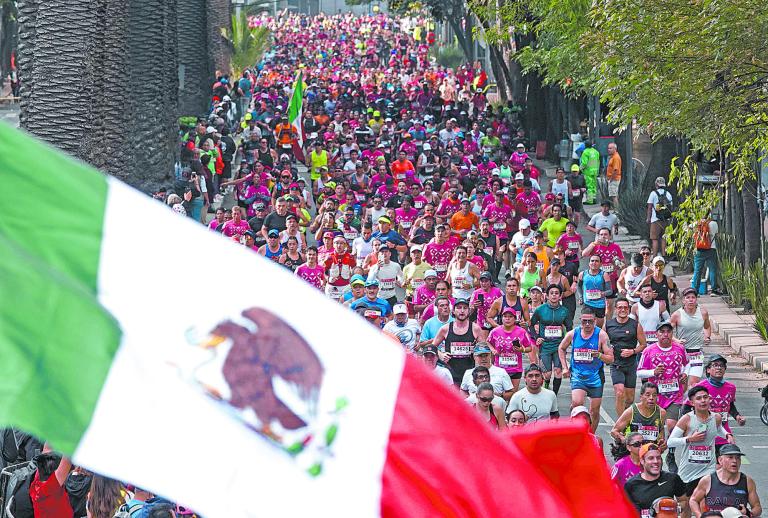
{"left": 450, "top": 211, "right": 480, "bottom": 233}
{"left": 606, "top": 152, "right": 622, "bottom": 181}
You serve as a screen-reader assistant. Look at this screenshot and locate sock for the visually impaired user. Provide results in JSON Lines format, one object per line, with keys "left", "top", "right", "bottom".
{"left": 544, "top": 379, "right": 550, "bottom": 389}
{"left": 553, "top": 377, "right": 562, "bottom": 395}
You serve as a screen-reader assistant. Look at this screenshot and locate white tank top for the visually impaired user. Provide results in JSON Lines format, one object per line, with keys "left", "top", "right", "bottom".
{"left": 624, "top": 266, "right": 648, "bottom": 303}
{"left": 637, "top": 300, "right": 661, "bottom": 343}
{"left": 551, "top": 179, "right": 569, "bottom": 205}
{"left": 675, "top": 306, "right": 704, "bottom": 351}
{"left": 451, "top": 262, "right": 474, "bottom": 299}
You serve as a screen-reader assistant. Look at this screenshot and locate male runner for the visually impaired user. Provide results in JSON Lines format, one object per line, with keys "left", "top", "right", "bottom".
{"left": 531, "top": 284, "right": 569, "bottom": 394}
{"left": 433, "top": 298, "right": 483, "bottom": 384}
{"left": 606, "top": 297, "right": 648, "bottom": 414}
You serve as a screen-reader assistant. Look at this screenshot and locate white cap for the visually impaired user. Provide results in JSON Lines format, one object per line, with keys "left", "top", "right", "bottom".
{"left": 410, "top": 245, "right": 423, "bottom": 252}
{"left": 491, "top": 168, "right": 500, "bottom": 175}
{"left": 206, "top": 126, "right": 216, "bottom": 134}
{"left": 516, "top": 143, "right": 525, "bottom": 148}
{"left": 570, "top": 406, "right": 590, "bottom": 419}
{"left": 222, "top": 95, "right": 231, "bottom": 102}
{"left": 424, "top": 269, "right": 437, "bottom": 278}
{"left": 655, "top": 176, "right": 666, "bottom": 186}
{"left": 652, "top": 255, "right": 666, "bottom": 265}
{"left": 515, "top": 172, "right": 525, "bottom": 180}
{"left": 393, "top": 304, "right": 408, "bottom": 314}
{"left": 720, "top": 508, "right": 747, "bottom": 518}
{"left": 518, "top": 218, "right": 531, "bottom": 229}
{"left": 423, "top": 143, "right": 431, "bottom": 150}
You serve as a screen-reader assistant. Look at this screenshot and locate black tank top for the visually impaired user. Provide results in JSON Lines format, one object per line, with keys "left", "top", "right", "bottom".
{"left": 445, "top": 321, "right": 477, "bottom": 384}
{"left": 625, "top": 404, "right": 663, "bottom": 443}
{"left": 281, "top": 254, "right": 304, "bottom": 272}
{"left": 258, "top": 149, "right": 274, "bottom": 168}
{"left": 705, "top": 472, "right": 748, "bottom": 512}
{"left": 650, "top": 274, "right": 670, "bottom": 310}
{"left": 605, "top": 318, "right": 638, "bottom": 367}
{"left": 498, "top": 295, "right": 523, "bottom": 324}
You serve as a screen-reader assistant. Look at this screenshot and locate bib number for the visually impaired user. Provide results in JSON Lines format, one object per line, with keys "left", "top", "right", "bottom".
{"left": 586, "top": 289, "right": 602, "bottom": 301}
{"left": 401, "top": 221, "right": 412, "bottom": 229}
{"left": 688, "top": 351, "right": 703, "bottom": 367}
{"left": 658, "top": 379, "right": 679, "bottom": 394}
{"left": 498, "top": 355, "right": 519, "bottom": 367}
{"left": 544, "top": 326, "right": 562, "bottom": 339}
{"left": 645, "top": 331, "right": 658, "bottom": 343}
{"left": 434, "top": 264, "right": 447, "bottom": 272}
{"left": 688, "top": 445, "right": 712, "bottom": 464}
{"left": 568, "top": 241, "right": 579, "bottom": 250}
{"left": 493, "top": 222, "right": 506, "bottom": 231}
{"left": 380, "top": 278, "right": 396, "bottom": 290}
{"left": 536, "top": 261, "right": 544, "bottom": 271}
{"left": 638, "top": 425, "right": 659, "bottom": 442}
{"left": 572, "top": 189, "right": 581, "bottom": 197}
{"left": 451, "top": 344, "right": 472, "bottom": 357}
{"left": 573, "top": 348, "right": 593, "bottom": 363}
{"left": 601, "top": 264, "right": 614, "bottom": 273}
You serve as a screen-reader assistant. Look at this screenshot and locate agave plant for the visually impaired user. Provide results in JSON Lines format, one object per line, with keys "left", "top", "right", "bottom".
{"left": 746, "top": 260, "right": 768, "bottom": 340}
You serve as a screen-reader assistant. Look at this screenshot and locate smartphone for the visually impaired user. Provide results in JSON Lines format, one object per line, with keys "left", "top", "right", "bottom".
{"left": 478, "top": 293, "right": 484, "bottom": 304}
{"left": 696, "top": 423, "right": 707, "bottom": 434}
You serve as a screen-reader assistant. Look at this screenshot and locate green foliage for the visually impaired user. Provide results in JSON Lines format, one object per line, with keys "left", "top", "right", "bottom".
{"left": 616, "top": 169, "right": 651, "bottom": 242}
{"left": 746, "top": 260, "right": 768, "bottom": 340}
{"left": 223, "top": 12, "right": 271, "bottom": 79}
{"left": 429, "top": 44, "right": 465, "bottom": 69}
{"left": 178, "top": 116, "right": 198, "bottom": 127}
{"left": 718, "top": 234, "right": 748, "bottom": 307}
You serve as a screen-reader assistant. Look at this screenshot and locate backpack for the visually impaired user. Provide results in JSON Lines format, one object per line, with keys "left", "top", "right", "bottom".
{"left": 654, "top": 189, "right": 673, "bottom": 221}
{"left": 113, "top": 502, "right": 144, "bottom": 518}
{"left": 694, "top": 219, "right": 712, "bottom": 250}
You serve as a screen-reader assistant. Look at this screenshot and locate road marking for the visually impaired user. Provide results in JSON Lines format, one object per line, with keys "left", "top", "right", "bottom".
{"left": 600, "top": 406, "right": 616, "bottom": 426}
{"left": 734, "top": 434, "right": 768, "bottom": 437}
{"left": 752, "top": 445, "right": 768, "bottom": 449}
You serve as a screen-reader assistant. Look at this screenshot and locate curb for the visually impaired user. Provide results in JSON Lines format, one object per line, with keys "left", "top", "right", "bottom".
{"left": 675, "top": 274, "right": 768, "bottom": 373}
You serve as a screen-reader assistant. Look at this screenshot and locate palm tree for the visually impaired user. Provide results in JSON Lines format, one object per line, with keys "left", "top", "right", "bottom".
{"left": 177, "top": 0, "right": 211, "bottom": 116}
{"left": 224, "top": 10, "right": 271, "bottom": 80}
{"left": 206, "top": 0, "right": 231, "bottom": 76}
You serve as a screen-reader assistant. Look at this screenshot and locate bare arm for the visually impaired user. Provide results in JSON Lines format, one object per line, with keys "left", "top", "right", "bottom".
{"left": 55, "top": 455, "right": 72, "bottom": 487}
{"left": 688, "top": 476, "right": 711, "bottom": 517}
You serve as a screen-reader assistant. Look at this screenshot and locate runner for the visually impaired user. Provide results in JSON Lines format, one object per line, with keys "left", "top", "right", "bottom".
{"left": 433, "top": 298, "right": 483, "bottom": 384}
{"left": 671, "top": 288, "right": 711, "bottom": 387}
{"left": 631, "top": 284, "right": 667, "bottom": 346}
{"left": 486, "top": 277, "right": 530, "bottom": 328}
{"left": 637, "top": 321, "right": 690, "bottom": 474}
{"left": 421, "top": 345, "right": 454, "bottom": 385}
{"left": 583, "top": 227, "right": 624, "bottom": 320}
{"left": 577, "top": 255, "right": 613, "bottom": 328}
{"left": 618, "top": 253, "right": 649, "bottom": 304}
{"left": 689, "top": 445, "right": 762, "bottom": 517}
{"left": 470, "top": 271, "right": 502, "bottom": 341}
{"left": 559, "top": 307, "right": 614, "bottom": 432}
{"left": 606, "top": 297, "right": 648, "bottom": 415}
{"left": 611, "top": 381, "right": 668, "bottom": 450}
{"left": 506, "top": 364, "right": 559, "bottom": 423}
{"left": 624, "top": 444, "right": 687, "bottom": 517}
{"left": 382, "top": 304, "right": 421, "bottom": 352}
{"left": 366, "top": 246, "right": 403, "bottom": 307}
{"left": 446, "top": 245, "right": 481, "bottom": 300}
{"left": 460, "top": 343, "right": 514, "bottom": 402}
{"left": 487, "top": 307, "right": 533, "bottom": 394}
{"left": 531, "top": 284, "right": 569, "bottom": 394}
{"left": 473, "top": 382, "right": 507, "bottom": 430}
{"left": 611, "top": 432, "right": 644, "bottom": 486}
{"left": 323, "top": 235, "right": 356, "bottom": 301}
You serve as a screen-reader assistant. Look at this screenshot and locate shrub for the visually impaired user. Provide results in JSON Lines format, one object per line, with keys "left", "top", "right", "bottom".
{"left": 430, "top": 45, "right": 466, "bottom": 69}
{"left": 616, "top": 170, "right": 651, "bottom": 242}
{"left": 746, "top": 260, "right": 768, "bottom": 341}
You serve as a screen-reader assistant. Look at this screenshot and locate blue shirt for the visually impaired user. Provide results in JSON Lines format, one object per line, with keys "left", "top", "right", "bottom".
{"left": 422, "top": 315, "right": 454, "bottom": 344}
{"left": 373, "top": 229, "right": 407, "bottom": 247}
{"left": 570, "top": 326, "right": 603, "bottom": 387}
{"left": 351, "top": 297, "right": 392, "bottom": 318}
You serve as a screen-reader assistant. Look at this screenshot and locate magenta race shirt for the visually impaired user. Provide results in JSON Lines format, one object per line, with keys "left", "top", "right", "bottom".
{"left": 423, "top": 241, "right": 456, "bottom": 280}
{"left": 437, "top": 198, "right": 461, "bottom": 218}
{"left": 637, "top": 342, "right": 689, "bottom": 407}
{"left": 515, "top": 191, "right": 541, "bottom": 225}
{"left": 556, "top": 233, "right": 583, "bottom": 263}
{"left": 395, "top": 207, "right": 419, "bottom": 234}
{"left": 412, "top": 194, "right": 429, "bottom": 211}
{"left": 508, "top": 151, "right": 529, "bottom": 172}
{"left": 488, "top": 325, "right": 532, "bottom": 374}
{"left": 244, "top": 185, "right": 271, "bottom": 217}
{"left": 610, "top": 456, "right": 641, "bottom": 486}
{"left": 468, "top": 255, "right": 485, "bottom": 271}
{"left": 221, "top": 220, "right": 251, "bottom": 240}
{"left": 412, "top": 284, "right": 437, "bottom": 308}
{"left": 295, "top": 264, "right": 325, "bottom": 290}
{"left": 696, "top": 378, "right": 736, "bottom": 445}
{"left": 482, "top": 203, "right": 513, "bottom": 239}
{"left": 593, "top": 242, "right": 624, "bottom": 280}
{"left": 471, "top": 287, "right": 502, "bottom": 330}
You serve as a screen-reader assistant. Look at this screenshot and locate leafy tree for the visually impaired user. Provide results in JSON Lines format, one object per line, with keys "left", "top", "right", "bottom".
{"left": 222, "top": 11, "right": 271, "bottom": 80}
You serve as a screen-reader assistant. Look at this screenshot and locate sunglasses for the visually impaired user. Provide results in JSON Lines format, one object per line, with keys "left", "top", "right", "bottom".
{"left": 641, "top": 252, "right": 651, "bottom": 256}
{"left": 581, "top": 319, "right": 595, "bottom": 325}
{"left": 478, "top": 396, "right": 494, "bottom": 403}
{"left": 628, "top": 442, "right": 643, "bottom": 448}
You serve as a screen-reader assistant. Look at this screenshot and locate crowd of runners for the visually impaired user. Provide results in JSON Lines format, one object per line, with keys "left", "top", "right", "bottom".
{"left": 3, "top": 10, "right": 759, "bottom": 518}
{"left": 165, "top": 11, "right": 763, "bottom": 518}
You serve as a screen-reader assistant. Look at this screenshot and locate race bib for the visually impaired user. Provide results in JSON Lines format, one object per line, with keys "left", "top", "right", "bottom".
{"left": 451, "top": 343, "right": 472, "bottom": 357}
{"left": 536, "top": 261, "right": 544, "bottom": 271}
{"left": 401, "top": 221, "right": 412, "bottom": 229}
{"left": 688, "top": 445, "right": 712, "bottom": 464}
{"left": 414, "top": 201, "right": 425, "bottom": 209}
{"left": 498, "top": 355, "right": 519, "bottom": 367}
{"left": 718, "top": 411, "right": 729, "bottom": 424}
{"left": 568, "top": 241, "right": 579, "bottom": 250}
{"left": 688, "top": 351, "right": 704, "bottom": 367}
{"left": 544, "top": 326, "right": 563, "bottom": 339}
{"left": 380, "top": 278, "right": 396, "bottom": 290}
{"left": 411, "top": 278, "right": 425, "bottom": 289}
{"left": 601, "top": 264, "right": 614, "bottom": 273}
{"left": 493, "top": 222, "right": 506, "bottom": 231}
{"left": 638, "top": 425, "right": 659, "bottom": 442}
{"left": 641, "top": 510, "right": 651, "bottom": 518}
{"left": 483, "top": 246, "right": 494, "bottom": 256}
{"left": 658, "top": 379, "right": 679, "bottom": 394}
{"left": 645, "top": 330, "right": 658, "bottom": 343}
{"left": 573, "top": 348, "right": 593, "bottom": 363}
{"left": 344, "top": 231, "right": 358, "bottom": 240}
{"left": 434, "top": 264, "right": 447, "bottom": 272}
{"left": 572, "top": 189, "right": 581, "bottom": 197}
{"left": 586, "top": 289, "right": 602, "bottom": 301}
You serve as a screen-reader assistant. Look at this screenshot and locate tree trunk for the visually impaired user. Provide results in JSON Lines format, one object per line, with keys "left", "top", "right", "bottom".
{"left": 448, "top": 16, "right": 472, "bottom": 63}
{"left": 742, "top": 172, "right": 761, "bottom": 266}
{"left": 206, "top": 0, "right": 231, "bottom": 76}
{"left": 15, "top": 0, "right": 37, "bottom": 130}
{"left": 487, "top": 45, "right": 507, "bottom": 102}
{"left": 177, "top": 0, "right": 211, "bottom": 116}
{"left": 493, "top": 47, "right": 516, "bottom": 102}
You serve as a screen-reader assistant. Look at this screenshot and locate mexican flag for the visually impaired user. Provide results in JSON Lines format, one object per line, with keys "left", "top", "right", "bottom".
{"left": 0, "top": 123, "right": 636, "bottom": 517}
{"left": 287, "top": 70, "right": 306, "bottom": 161}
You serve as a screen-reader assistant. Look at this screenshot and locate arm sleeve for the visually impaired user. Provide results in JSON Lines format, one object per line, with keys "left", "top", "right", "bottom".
{"left": 717, "top": 422, "right": 729, "bottom": 437}
{"left": 729, "top": 401, "right": 740, "bottom": 418}
{"left": 667, "top": 426, "right": 687, "bottom": 448}
{"left": 637, "top": 369, "right": 656, "bottom": 379}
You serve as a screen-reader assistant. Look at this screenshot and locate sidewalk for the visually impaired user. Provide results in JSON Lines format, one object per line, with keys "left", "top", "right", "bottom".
{"left": 534, "top": 157, "right": 768, "bottom": 374}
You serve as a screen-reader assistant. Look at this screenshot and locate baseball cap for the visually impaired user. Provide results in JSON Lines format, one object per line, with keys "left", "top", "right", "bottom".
{"left": 423, "top": 143, "right": 431, "bottom": 150}
{"left": 718, "top": 444, "right": 745, "bottom": 457}
{"left": 516, "top": 143, "right": 525, "bottom": 149}
{"left": 524, "top": 364, "right": 542, "bottom": 374}
{"left": 570, "top": 164, "right": 580, "bottom": 172}
{"left": 655, "top": 176, "right": 667, "bottom": 187}
{"left": 720, "top": 508, "right": 748, "bottom": 518}
{"left": 515, "top": 172, "right": 525, "bottom": 180}
{"left": 705, "top": 353, "right": 727, "bottom": 369}
{"left": 364, "top": 279, "right": 379, "bottom": 288}
{"left": 350, "top": 274, "right": 365, "bottom": 287}
{"left": 480, "top": 271, "right": 493, "bottom": 280}
{"left": 570, "top": 406, "right": 590, "bottom": 419}
{"left": 639, "top": 443, "right": 659, "bottom": 460}
{"left": 363, "top": 308, "right": 382, "bottom": 320}
{"left": 501, "top": 306, "right": 518, "bottom": 317}
{"left": 518, "top": 218, "right": 531, "bottom": 229}
{"left": 393, "top": 304, "right": 408, "bottom": 315}
{"left": 656, "top": 320, "right": 673, "bottom": 332}
{"left": 652, "top": 498, "right": 678, "bottom": 518}
{"left": 267, "top": 229, "right": 279, "bottom": 238}
{"left": 424, "top": 269, "right": 438, "bottom": 279}
{"left": 410, "top": 245, "right": 423, "bottom": 253}
{"left": 529, "top": 285, "right": 543, "bottom": 294}
{"left": 681, "top": 287, "right": 698, "bottom": 297}
{"left": 473, "top": 343, "right": 492, "bottom": 354}
{"left": 652, "top": 255, "right": 666, "bottom": 265}
{"left": 423, "top": 345, "right": 438, "bottom": 356}
{"left": 254, "top": 202, "right": 266, "bottom": 211}
{"left": 454, "top": 298, "right": 470, "bottom": 307}
{"left": 601, "top": 200, "right": 613, "bottom": 208}
{"left": 378, "top": 216, "right": 392, "bottom": 224}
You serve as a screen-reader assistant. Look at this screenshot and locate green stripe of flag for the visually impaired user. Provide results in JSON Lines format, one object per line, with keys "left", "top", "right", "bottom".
{"left": 0, "top": 123, "right": 109, "bottom": 293}
{"left": 287, "top": 71, "right": 304, "bottom": 125}
{"left": 0, "top": 123, "right": 121, "bottom": 453}
{"left": 0, "top": 237, "right": 121, "bottom": 454}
